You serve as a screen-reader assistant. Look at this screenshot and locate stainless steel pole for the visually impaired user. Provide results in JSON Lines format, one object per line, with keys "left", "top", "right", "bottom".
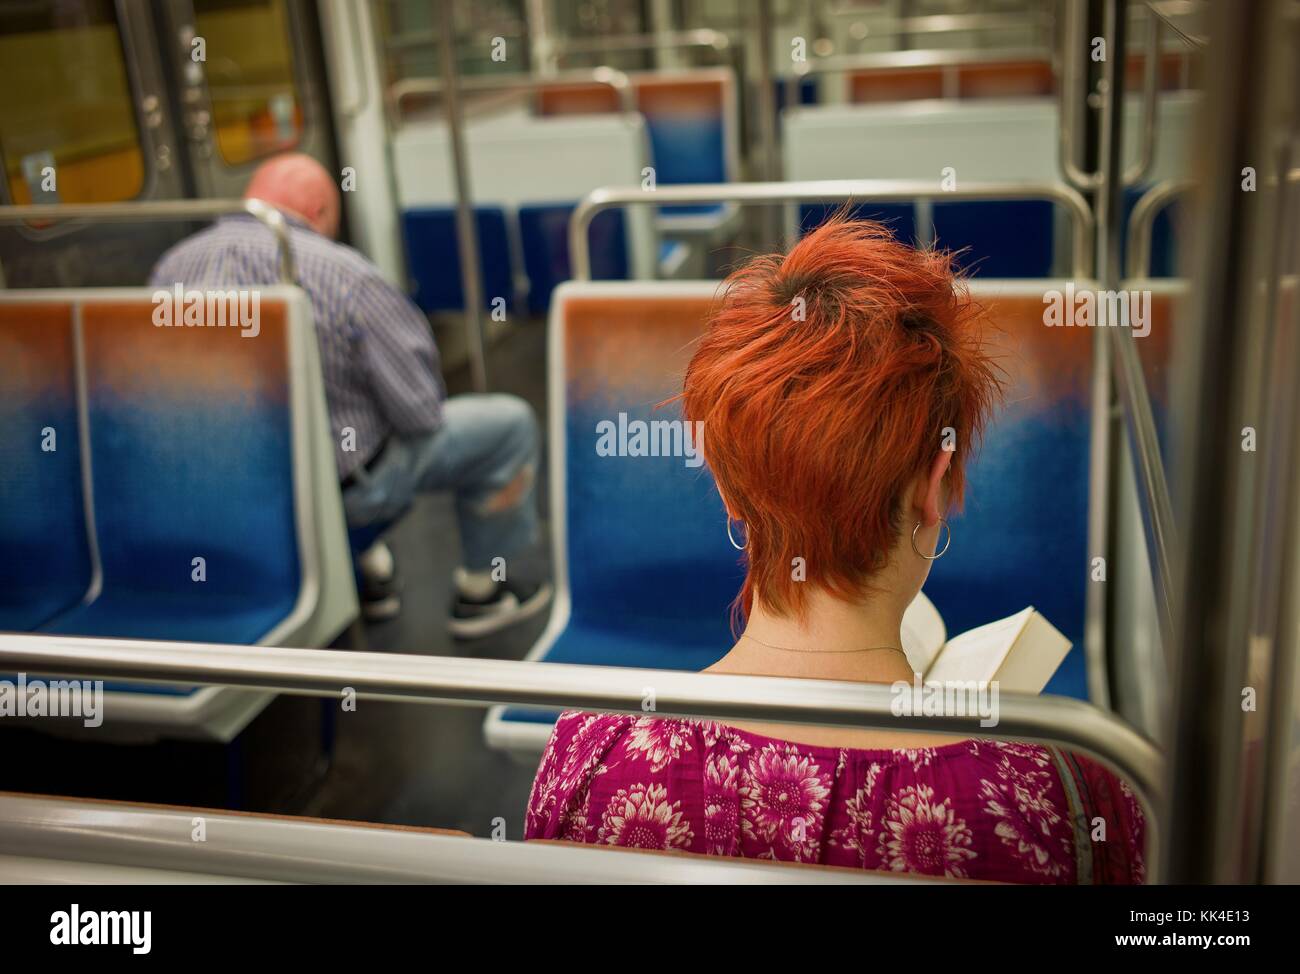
{"left": 437, "top": 0, "right": 488, "bottom": 392}
{"left": 1164, "top": 0, "right": 1290, "bottom": 884}
{"left": 754, "top": 0, "right": 782, "bottom": 246}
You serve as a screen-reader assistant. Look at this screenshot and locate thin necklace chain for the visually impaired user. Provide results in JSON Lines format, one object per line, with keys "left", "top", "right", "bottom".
{"left": 741, "top": 633, "right": 908, "bottom": 657}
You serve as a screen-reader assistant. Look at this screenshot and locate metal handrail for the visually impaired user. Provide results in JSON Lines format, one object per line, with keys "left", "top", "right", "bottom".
{"left": 0, "top": 199, "right": 296, "bottom": 283}
{"left": 821, "top": 9, "right": 1053, "bottom": 40}
{"left": 1110, "top": 321, "right": 1179, "bottom": 662}
{"left": 0, "top": 633, "right": 1164, "bottom": 833}
{"left": 1124, "top": 2, "right": 1163, "bottom": 186}
{"left": 1145, "top": 0, "right": 1208, "bottom": 50}
{"left": 1059, "top": 0, "right": 1103, "bottom": 191}
{"left": 789, "top": 45, "right": 1053, "bottom": 78}
{"left": 388, "top": 66, "right": 637, "bottom": 121}
{"left": 1126, "top": 178, "right": 1193, "bottom": 278}
{"left": 0, "top": 795, "right": 891, "bottom": 886}
{"left": 1128, "top": 171, "right": 1300, "bottom": 278}
{"left": 0, "top": 793, "right": 912, "bottom": 884}
{"left": 568, "top": 179, "right": 1096, "bottom": 281}
{"left": 551, "top": 29, "right": 730, "bottom": 63}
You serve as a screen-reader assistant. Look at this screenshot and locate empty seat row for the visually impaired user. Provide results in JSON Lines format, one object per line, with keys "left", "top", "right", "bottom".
{"left": 0, "top": 288, "right": 357, "bottom": 740}
{"left": 393, "top": 69, "right": 742, "bottom": 316}
{"left": 784, "top": 94, "right": 1198, "bottom": 278}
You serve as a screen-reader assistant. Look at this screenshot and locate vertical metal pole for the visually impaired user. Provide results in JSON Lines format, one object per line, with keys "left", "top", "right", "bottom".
{"left": 1081, "top": 0, "right": 1122, "bottom": 711}
{"left": 525, "top": 0, "right": 557, "bottom": 77}
{"left": 438, "top": 0, "right": 488, "bottom": 393}
{"left": 1164, "top": 0, "right": 1280, "bottom": 883}
{"left": 754, "top": 0, "right": 782, "bottom": 245}
{"left": 650, "top": 0, "right": 680, "bottom": 71}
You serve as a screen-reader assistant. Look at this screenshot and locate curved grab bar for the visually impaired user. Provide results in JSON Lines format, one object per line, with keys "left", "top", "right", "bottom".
{"left": 1125, "top": 178, "right": 1193, "bottom": 278}
{"left": 0, "top": 198, "right": 296, "bottom": 283}
{"left": 0, "top": 630, "right": 1163, "bottom": 873}
{"left": 1128, "top": 169, "right": 1299, "bottom": 279}
{"left": 568, "top": 179, "right": 1095, "bottom": 280}
{"left": 389, "top": 67, "right": 637, "bottom": 121}
{"left": 1058, "top": 0, "right": 1103, "bottom": 191}
{"left": 1124, "top": 3, "right": 1162, "bottom": 187}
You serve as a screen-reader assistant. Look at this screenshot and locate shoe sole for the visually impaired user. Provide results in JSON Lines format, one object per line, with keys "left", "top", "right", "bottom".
{"left": 448, "top": 582, "right": 554, "bottom": 639}
{"left": 362, "top": 595, "right": 402, "bottom": 622}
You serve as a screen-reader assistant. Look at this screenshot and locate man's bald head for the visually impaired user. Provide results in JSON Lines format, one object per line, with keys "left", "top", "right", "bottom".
{"left": 244, "top": 153, "right": 340, "bottom": 239}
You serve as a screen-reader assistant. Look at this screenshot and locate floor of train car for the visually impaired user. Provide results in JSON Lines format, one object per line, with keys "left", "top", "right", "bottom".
{"left": 0, "top": 321, "right": 552, "bottom": 840}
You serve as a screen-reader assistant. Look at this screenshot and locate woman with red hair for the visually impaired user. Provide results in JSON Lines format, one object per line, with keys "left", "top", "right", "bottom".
{"left": 524, "top": 218, "right": 1144, "bottom": 883}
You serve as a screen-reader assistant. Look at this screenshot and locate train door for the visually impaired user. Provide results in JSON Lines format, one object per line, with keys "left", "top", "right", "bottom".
{"left": 0, "top": 0, "right": 186, "bottom": 286}
{"left": 155, "top": 0, "right": 336, "bottom": 200}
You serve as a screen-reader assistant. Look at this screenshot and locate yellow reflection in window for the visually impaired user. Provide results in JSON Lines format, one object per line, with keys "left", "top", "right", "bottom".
{"left": 195, "top": 0, "right": 302, "bottom": 167}
{"left": 0, "top": 2, "right": 144, "bottom": 204}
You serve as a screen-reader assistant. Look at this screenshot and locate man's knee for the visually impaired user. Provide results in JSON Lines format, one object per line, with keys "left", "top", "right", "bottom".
{"left": 486, "top": 393, "right": 539, "bottom": 458}
{"left": 479, "top": 395, "right": 539, "bottom": 514}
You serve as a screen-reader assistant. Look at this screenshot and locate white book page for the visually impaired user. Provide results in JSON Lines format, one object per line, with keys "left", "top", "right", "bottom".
{"left": 924, "top": 607, "right": 1034, "bottom": 683}
{"left": 993, "top": 612, "right": 1073, "bottom": 693}
{"left": 900, "top": 591, "right": 946, "bottom": 675}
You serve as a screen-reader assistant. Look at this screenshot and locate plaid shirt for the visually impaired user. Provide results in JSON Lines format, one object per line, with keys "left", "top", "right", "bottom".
{"left": 150, "top": 214, "right": 444, "bottom": 479}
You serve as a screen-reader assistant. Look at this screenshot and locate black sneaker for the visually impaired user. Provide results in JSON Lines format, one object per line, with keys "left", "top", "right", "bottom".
{"left": 360, "top": 571, "right": 402, "bottom": 622}
{"left": 357, "top": 542, "right": 402, "bottom": 622}
{"left": 448, "top": 577, "right": 554, "bottom": 639}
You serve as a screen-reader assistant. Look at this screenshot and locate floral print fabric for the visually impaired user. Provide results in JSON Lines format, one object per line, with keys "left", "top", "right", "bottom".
{"left": 525, "top": 712, "right": 1145, "bottom": 884}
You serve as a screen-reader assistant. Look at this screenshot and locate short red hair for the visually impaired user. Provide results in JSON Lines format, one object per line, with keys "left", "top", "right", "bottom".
{"left": 680, "top": 216, "right": 1003, "bottom": 619}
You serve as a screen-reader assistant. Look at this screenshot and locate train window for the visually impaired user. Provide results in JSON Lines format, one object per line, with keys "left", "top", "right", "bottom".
{"left": 0, "top": 0, "right": 144, "bottom": 204}
{"left": 193, "top": 0, "right": 302, "bottom": 167}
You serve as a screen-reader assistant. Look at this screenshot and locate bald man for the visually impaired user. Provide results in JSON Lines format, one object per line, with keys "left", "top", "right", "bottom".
{"left": 150, "top": 153, "right": 550, "bottom": 636}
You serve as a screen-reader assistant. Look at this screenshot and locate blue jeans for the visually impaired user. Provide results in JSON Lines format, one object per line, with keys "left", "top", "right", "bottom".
{"left": 341, "top": 394, "right": 540, "bottom": 571}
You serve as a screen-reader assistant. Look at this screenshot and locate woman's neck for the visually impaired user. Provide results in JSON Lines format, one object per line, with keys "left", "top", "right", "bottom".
{"left": 707, "top": 586, "right": 918, "bottom": 685}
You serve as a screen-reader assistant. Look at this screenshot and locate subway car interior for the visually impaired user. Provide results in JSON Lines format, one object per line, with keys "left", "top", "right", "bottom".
{"left": 0, "top": 0, "right": 1296, "bottom": 895}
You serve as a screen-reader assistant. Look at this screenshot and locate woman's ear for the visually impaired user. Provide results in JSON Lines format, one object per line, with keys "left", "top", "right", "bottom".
{"left": 912, "top": 449, "right": 953, "bottom": 527}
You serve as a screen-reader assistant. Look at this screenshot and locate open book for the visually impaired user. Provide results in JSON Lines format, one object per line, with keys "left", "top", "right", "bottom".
{"left": 899, "top": 593, "right": 1071, "bottom": 694}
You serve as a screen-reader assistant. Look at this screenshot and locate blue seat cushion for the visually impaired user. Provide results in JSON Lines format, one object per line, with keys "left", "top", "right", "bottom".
{"left": 402, "top": 207, "right": 514, "bottom": 312}
{"left": 800, "top": 202, "right": 917, "bottom": 244}
{"left": 42, "top": 585, "right": 295, "bottom": 645}
{"left": 931, "top": 200, "right": 1055, "bottom": 277}
{"left": 519, "top": 205, "right": 628, "bottom": 315}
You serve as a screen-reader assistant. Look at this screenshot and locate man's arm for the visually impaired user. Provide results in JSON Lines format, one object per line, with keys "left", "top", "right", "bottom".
{"left": 348, "top": 272, "right": 446, "bottom": 436}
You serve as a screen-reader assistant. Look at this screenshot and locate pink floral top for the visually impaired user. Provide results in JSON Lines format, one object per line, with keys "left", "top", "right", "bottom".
{"left": 525, "top": 712, "right": 1146, "bottom": 884}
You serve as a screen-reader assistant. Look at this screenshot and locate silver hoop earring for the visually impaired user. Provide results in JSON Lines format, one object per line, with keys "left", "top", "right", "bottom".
{"left": 727, "top": 517, "right": 748, "bottom": 551}
{"left": 911, "top": 518, "right": 951, "bottom": 560}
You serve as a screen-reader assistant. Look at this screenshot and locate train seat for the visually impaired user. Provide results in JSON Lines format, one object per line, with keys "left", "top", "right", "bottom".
{"left": 0, "top": 287, "right": 357, "bottom": 741}
{"left": 537, "top": 68, "right": 742, "bottom": 238}
{"left": 393, "top": 113, "right": 655, "bottom": 314}
{"left": 0, "top": 302, "right": 93, "bottom": 631}
{"left": 401, "top": 206, "right": 515, "bottom": 313}
{"left": 517, "top": 205, "right": 629, "bottom": 314}
{"left": 784, "top": 94, "right": 1197, "bottom": 276}
{"left": 842, "top": 52, "right": 1183, "bottom": 105}
{"left": 484, "top": 278, "right": 1099, "bottom": 758}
